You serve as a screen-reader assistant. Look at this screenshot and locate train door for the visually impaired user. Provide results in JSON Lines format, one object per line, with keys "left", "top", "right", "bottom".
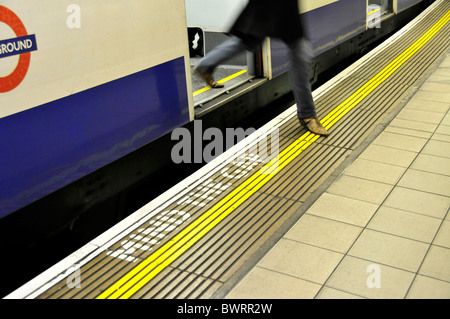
{"left": 184, "top": 0, "right": 266, "bottom": 115}
{"left": 367, "top": 0, "right": 395, "bottom": 28}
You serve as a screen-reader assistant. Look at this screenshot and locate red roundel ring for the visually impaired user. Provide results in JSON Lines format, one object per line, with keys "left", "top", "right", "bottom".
{"left": 0, "top": 5, "right": 31, "bottom": 93}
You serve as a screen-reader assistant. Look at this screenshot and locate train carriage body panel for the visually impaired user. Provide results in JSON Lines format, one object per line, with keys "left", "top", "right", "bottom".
{"left": 0, "top": 0, "right": 193, "bottom": 218}
{"left": 397, "top": 0, "right": 426, "bottom": 12}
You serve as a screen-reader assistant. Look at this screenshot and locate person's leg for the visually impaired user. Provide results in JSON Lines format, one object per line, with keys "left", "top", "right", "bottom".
{"left": 287, "top": 38, "right": 329, "bottom": 136}
{"left": 196, "top": 36, "right": 248, "bottom": 74}
{"left": 287, "top": 38, "right": 316, "bottom": 118}
{"left": 195, "top": 36, "right": 263, "bottom": 88}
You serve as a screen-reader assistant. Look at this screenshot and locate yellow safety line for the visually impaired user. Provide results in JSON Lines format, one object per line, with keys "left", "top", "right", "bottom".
{"left": 368, "top": 8, "right": 381, "bottom": 16}
{"left": 322, "top": 10, "right": 450, "bottom": 130}
{"left": 193, "top": 69, "right": 247, "bottom": 96}
{"left": 97, "top": 11, "right": 449, "bottom": 299}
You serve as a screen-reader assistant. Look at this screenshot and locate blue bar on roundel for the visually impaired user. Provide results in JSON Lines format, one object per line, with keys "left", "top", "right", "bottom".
{"left": 0, "top": 34, "right": 37, "bottom": 59}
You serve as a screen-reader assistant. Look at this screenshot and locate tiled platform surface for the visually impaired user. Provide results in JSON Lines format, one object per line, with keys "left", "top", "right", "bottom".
{"left": 226, "top": 52, "right": 450, "bottom": 299}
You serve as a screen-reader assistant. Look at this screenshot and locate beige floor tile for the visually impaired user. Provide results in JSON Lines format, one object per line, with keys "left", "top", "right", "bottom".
{"left": 325, "top": 256, "right": 415, "bottom": 299}
{"left": 258, "top": 239, "right": 343, "bottom": 284}
{"left": 432, "top": 133, "right": 450, "bottom": 143}
{"left": 435, "top": 124, "right": 450, "bottom": 136}
{"left": 419, "top": 245, "right": 450, "bottom": 281}
{"left": 431, "top": 62, "right": 450, "bottom": 71}
{"left": 359, "top": 144, "right": 417, "bottom": 167}
{"left": 383, "top": 187, "right": 450, "bottom": 219}
{"left": 428, "top": 65, "right": 450, "bottom": 75}
{"left": 410, "top": 153, "right": 450, "bottom": 176}
{"left": 420, "top": 82, "right": 450, "bottom": 94}
{"left": 427, "top": 71, "right": 450, "bottom": 84}
{"left": 407, "top": 275, "right": 450, "bottom": 299}
{"left": 373, "top": 131, "right": 428, "bottom": 152}
{"left": 306, "top": 193, "right": 379, "bottom": 227}
{"left": 404, "top": 98, "right": 449, "bottom": 113}
{"left": 387, "top": 119, "right": 436, "bottom": 135}
{"left": 226, "top": 267, "right": 321, "bottom": 299}
{"left": 442, "top": 114, "right": 450, "bottom": 126}
{"left": 385, "top": 125, "right": 433, "bottom": 139}
{"left": 430, "top": 59, "right": 450, "bottom": 69}
{"left": 413, "top": 90, "right": 450, "bottom": 103}
{"left": 315, "top": 287, "right": 364, "bottom": 299}
{"left": 327, "top": 175, "right": 394, "bottom": 205}
{"left": 434, "top": 220, "right": 450, "bottom": 249}
{"left": 367, "top": 206, "right": 441, "bottom": 243}
{"left": 343, "top": 158, "right": 406, "bottom": 185}
{"left": 396, "top": 108, "right": 445, "bottom": 124}
{"left": 421, "top": 140, "right": 450, "bottom": 158}
{"left": 398, "top": 169, "right": 450, "bottom": 197}
{"left": 348, "top": 229, "right": 429, "bottom": 272}
{"left": 284, "top": 214, "right": 363, "bottom": 254}
{"left": 427, "top": 65, "right": 450, "bottom": 75}
{"left": 438, "top": 55, "right": 450, "bottom": 67}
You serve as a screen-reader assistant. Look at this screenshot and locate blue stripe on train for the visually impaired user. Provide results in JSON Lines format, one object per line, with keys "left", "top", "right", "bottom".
{"left": 0, "top": 57, "right": 190, "bottom": 218}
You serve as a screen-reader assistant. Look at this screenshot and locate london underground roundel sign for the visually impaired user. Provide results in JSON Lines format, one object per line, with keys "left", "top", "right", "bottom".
{"left": 0, "top": 6, "right": 38, "bottom": 93}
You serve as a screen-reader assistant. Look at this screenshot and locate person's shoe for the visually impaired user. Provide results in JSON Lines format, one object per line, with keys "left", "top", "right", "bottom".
{"left": 299, "top": 116, "right": 329, "bottom": 136}
{"left": 194, "top": 67, "right": 224, "bottom": 88}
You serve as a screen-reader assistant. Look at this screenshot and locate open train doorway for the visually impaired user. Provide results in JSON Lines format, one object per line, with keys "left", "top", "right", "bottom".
{"left": 185, "top": 0, "right": 262, "bottom": 111}
{"left": 368, "top": 0, "right": 394, "bottom": 28}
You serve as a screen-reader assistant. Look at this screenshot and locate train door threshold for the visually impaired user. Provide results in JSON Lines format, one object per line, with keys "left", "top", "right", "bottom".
{"left": 191, "top": 64, "right": 267, "bottom": 118}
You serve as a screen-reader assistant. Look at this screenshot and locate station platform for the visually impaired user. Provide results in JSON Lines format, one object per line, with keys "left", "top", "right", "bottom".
{"left": 4, "top": 0, "right": 449, "bottom": 300}
{"left": 227, "top": 51, "right": 450, "bottom": 299}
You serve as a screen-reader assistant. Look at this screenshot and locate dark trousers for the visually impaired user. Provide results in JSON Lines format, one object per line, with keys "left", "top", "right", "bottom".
{"left": 196, "top": 36, "right": 317, "bottom": 119}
